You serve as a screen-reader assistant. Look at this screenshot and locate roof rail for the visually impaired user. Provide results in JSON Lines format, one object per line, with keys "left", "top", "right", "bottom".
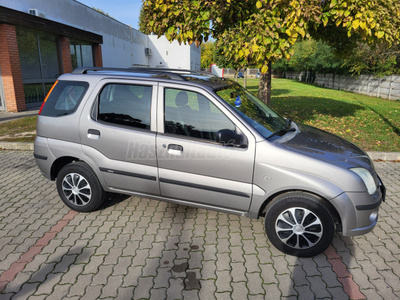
{"left": 71, "top": 67, "right": 213, "bottom": 81}
{"left": 128, "top": 67, "right": 213, "bottom": 77}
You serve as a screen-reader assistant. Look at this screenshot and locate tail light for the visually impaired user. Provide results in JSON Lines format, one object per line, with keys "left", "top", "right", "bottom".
{"left": 38, "top": 81, "right": 58, "bottom": 115}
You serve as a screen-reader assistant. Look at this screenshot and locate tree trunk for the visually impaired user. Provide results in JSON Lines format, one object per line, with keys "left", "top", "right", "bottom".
{"left": 258, "top": 61, "right": 272, "bottom": 106}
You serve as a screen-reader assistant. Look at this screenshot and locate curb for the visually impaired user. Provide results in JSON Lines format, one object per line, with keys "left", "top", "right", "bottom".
{"left": 0, "top": 142, "right": 399, "bottom": 161}
{"left": 367, "top": 151, "right": 400, "bottom": 161}
{"left": 0, "top": 142, "right": 34, "bottom": 151}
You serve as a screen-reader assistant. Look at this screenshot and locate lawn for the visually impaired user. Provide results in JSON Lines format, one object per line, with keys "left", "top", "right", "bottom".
{"left": 0, "top": 116, "right": 37, "bottom": 143}
{"left": 1, "top": 78, "right": 399, "bottom": 151}
{"left": 240, "top": 78, "right": 400, "bottom": 152}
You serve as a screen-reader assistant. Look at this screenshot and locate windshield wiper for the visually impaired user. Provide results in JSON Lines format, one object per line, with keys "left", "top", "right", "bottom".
{"left": 266, "top": 127, "right": 296, "bottom": 140}
{"left": 267, "top": 119, "right": 295, "bottom": 140}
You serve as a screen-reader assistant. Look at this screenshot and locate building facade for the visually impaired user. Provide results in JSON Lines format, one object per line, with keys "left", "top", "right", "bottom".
{"left": 0, "top": 0, "right": 200, "bottom": 112}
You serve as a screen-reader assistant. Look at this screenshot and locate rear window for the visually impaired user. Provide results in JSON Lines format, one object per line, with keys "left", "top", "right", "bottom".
{"left": 40, "top": 81, "right": 89, "bottom": 117}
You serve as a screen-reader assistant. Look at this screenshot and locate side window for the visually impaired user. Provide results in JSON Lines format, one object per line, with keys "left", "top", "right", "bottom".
{"left": 164, "top": 88, "right": 235, "bottom": 141}
{"left": 98, "top": 84, "right": 152, "bottom": 130}
{"left": 40, "top": 81, "right": 89, "bottom": 117}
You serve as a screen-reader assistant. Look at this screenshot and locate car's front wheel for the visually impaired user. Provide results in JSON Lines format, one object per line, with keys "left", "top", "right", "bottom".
{"left": 264, "top": 192, "right": 335, "bottom": 257}
{"left": 56, "top": 161, "right": 106, "bottom": 212}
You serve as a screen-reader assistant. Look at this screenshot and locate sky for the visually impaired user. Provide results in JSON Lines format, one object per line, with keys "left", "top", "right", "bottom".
{"left": 76, "top": 0, "right": 143, "bottom": 29}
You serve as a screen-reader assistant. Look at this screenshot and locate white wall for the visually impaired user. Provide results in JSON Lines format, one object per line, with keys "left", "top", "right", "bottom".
{"left": 1, "top": 0, "right": 143, "bottom": 67}
{"left": 147, "top": 35, "right": 200, "bottom": 70}
{"left": 210, "top": 64, "right": 224, "bottom": 77}
{"left": 1, "top": 0, "right": 200, "bottom": 70}
{"left": 190, "top": 43, "right": 201, "bottom": 71}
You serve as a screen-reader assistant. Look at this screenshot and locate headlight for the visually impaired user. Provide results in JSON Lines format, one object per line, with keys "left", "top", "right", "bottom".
{"left": 350, "top": 168, "right": 377, "bottom": 195}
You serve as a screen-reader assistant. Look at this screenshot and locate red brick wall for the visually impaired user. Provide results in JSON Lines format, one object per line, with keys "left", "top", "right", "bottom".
{"left": 60, "top": 37, "right": 73, "bottom": 74}
{"left": 0, "top": 24, "right": 26, "bottom": 112}
{"left": 93, "top": 44, "right": 103, "bottom": 67}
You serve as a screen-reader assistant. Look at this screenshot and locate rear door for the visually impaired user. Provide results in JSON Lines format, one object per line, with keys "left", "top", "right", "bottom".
{"left": 80, "top": 79, "right": 160, "bottom": 195}
{"left": 156, "top": 83, "right": 256, "bottom": 212}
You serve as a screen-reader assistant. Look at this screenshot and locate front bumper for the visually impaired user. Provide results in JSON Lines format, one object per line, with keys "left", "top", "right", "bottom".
{"left": 331, "top": 177, "right": 385, "bottom": 236}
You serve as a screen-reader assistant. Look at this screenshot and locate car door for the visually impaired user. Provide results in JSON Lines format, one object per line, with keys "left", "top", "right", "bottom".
{"left": 156, "top": 83, "right": 256, "bottom": 212}
{"left": 80, "top": 79, "right": 160, "bottom": 195}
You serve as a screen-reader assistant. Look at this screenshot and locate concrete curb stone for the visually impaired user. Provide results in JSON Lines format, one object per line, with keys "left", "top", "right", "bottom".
{"left": 0, "top": 142, "right": 34, "bottom": 151}
{"left": 367, "top": 151, "right": 400, "bottom": 161}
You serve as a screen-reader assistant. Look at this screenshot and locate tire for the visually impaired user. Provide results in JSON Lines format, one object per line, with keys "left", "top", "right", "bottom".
{"left": 264, "top": 192, "right": 335, "bottom": 257}
{"left": 56, "top": 161, "right": 106, "bottom": 212}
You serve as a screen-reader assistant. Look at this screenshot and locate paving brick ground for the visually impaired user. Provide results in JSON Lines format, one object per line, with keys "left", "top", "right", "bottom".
{"left": 0, "top": 150, "right": 399, "bottom": 300}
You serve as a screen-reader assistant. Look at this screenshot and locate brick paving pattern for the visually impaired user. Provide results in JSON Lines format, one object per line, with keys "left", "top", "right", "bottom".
{"left": 0, "top": 150, "right": 399, "bottom": 299}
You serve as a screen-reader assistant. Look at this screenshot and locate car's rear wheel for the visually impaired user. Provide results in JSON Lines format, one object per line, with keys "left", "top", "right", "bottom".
{"left": 264, "top": 192, "right": 335, "bottom": 257}
{"left": 56, "top": 161, "right": 106, "bottom": 212}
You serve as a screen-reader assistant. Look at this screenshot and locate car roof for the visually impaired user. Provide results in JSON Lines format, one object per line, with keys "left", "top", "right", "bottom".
{"left": 66, "top": 67, "right": 235, "bottom": 92}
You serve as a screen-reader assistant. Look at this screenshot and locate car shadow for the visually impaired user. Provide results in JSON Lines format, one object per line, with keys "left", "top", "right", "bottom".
{"left": 101, "top": 193, "right": 131, "bottom": 210}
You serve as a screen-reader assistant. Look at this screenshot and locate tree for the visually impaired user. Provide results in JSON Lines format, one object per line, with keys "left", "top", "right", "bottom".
{"left": 343, "top": 43, "right": 400, "bottom": 76}
{"left": 287, "top": 39, "right": 343, "bottom": 74}
{"left": 200, "top": 41, "right": 215, "bottom": 69}
{"left": 138, "top": 5, "right": 151, "bottom": 34}
{"left": 214, "top": 42, "right": 247, "bottom": 81}
{"left": 141, "top": 0, "right": 400, "bottom": 105}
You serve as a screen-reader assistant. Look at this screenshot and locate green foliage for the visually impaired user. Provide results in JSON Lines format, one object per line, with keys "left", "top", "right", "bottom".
{"left": 92, "top": 7, "right": 113, "bottom": 19}
{"left": 141, "top": 0, "right": 325, "bottom": 73}
{"left": 343, "top": 43, "right": 400, "bottom": 76}
{"left": 141, "top": 0, "right": 400, "bottom": 104}
{"left": 138, "top": 6, "right": 151, "bottom": 34}
{"left": 284, "top": 39, "right": 344, "bottom": 73}
{"left": 141, "top": 0, "right": 400, "bottom": 71}
{"left": 276, "top": 39, "right": 400, "bottom": 77}
{"left": 143, "top": 0, "right": 400, "bottom": 73}
{"left": 321, "top": 0, "right": 400, "bottom": 46}
{"left": 200, "top": 41, "right": 215, "bottom": 69}
{"left": 213, "top": 42, "right": 245, "bottom": 71}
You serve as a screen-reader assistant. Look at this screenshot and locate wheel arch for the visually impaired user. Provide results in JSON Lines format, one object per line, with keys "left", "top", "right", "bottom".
{"left": 50, "top": 156, "right": 81, "bottom": 180}
{"left": 258, "top": 190, "right": 342, "bottom": 232}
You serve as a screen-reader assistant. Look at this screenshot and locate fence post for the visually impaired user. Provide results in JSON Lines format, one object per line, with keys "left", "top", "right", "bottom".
{"left": 377, "top": 78, "right": 380, "bottom": 98}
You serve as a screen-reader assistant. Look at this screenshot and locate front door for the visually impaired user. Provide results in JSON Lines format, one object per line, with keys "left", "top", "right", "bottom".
{"left": 156, "top": 84, "right": 256, "bottom": 212}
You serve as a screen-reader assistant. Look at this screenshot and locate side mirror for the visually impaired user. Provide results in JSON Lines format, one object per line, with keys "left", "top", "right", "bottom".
{"left": 216, "top": 129, "right": 242, "bottom": 146}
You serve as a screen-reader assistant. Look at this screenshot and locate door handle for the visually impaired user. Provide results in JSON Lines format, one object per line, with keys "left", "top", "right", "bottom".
{"left": 88, "top": 129, "right": 100, "bottom": 140}
{"left": 167, "top": 144, "right": 183, "bottom": 156}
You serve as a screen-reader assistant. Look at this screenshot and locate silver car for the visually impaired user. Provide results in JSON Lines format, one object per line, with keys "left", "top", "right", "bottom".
{"left": 34, "top": 68, "right": 385, "bottom": 257}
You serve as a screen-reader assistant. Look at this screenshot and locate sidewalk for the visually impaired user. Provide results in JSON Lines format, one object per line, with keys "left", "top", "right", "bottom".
{"left": 0, "top": 108, "right": 39, "bottom": 124}
{"left": 0, "top": 150, "right": 399, "bottom": 299}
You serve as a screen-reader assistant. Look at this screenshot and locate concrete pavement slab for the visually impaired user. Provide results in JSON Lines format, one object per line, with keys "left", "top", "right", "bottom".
{"left": 0, "top": 150, "right": 399, "bottom": 299}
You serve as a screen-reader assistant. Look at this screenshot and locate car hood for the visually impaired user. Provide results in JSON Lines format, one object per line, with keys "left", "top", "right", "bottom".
{"left": 281, "top": 123, "right": 374, "bottom": 171}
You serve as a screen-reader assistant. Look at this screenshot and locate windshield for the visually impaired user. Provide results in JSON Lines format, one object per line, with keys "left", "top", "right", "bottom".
{"left": 215, "top": 83, "right": 287, "bottom": 139}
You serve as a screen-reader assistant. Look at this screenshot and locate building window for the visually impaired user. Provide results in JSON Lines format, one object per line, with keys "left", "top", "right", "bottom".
{"left": 70, "top": 40, "right": 94, "bottom": 69}
{"left": 16, "top": 27, "right": 61, "bottom": 105}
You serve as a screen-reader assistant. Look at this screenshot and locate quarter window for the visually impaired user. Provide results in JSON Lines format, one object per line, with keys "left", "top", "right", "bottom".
{"left": 164, "top": 88, "right": 235, "bottom": 141}
{"left": 40, "top": 81, "right": 88, "bottom": 117}
{"left": 98, "top": 84, "right": 152, "bottom": 130}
